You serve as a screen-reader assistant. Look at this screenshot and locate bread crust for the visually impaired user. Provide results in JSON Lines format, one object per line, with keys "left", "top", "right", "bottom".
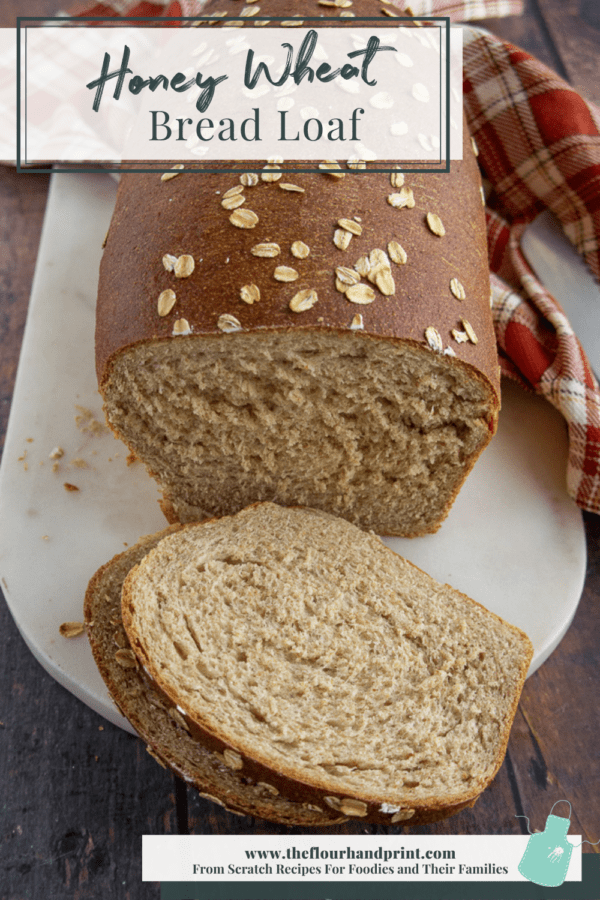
{"left": 95, "top": 2, "right": 499, "bottom": 399}
{"left": 96, "top": 145, "right": 499, "bottom": 397}
{"left": 86, "top": 503, "right": 533, "bottom": 827}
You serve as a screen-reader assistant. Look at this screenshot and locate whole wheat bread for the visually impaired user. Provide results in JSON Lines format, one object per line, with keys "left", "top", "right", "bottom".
{"left": 96, "top": 0, "right": 500, "bottom": 537}
{"left": 87, "top": 503, "right": 532, "bottom": 826}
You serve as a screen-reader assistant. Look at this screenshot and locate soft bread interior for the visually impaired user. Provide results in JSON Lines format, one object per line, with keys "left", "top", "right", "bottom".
{"left": 103, "top": 332, "right": 495, "bottom": 534}
{"left": 122, "top": 503, "right": 532, "bottom": 808}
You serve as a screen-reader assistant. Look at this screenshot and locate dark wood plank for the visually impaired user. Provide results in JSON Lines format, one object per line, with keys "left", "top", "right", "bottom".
{"left": 507, "top": 706, "right": 593, "bottom": 843}
{"left": 470, "top": 0, "right": 568, "bottom": 72}
{"left": 486, "top": 512, "right": 600, "bottom": 852}
{"left": 0, "top": 1, "right": 61, "bottom": 27}
{"left": 0, "top": 600, "right": 178, "bottom": 899}
{"left": 0, "top": 166, "right": 51, "bottom": 459}
{"left": 513, "top": 513, "right": 600, "bottom": 849}
{"left": 537, "top": 0, "right": 600, "bottom": 105}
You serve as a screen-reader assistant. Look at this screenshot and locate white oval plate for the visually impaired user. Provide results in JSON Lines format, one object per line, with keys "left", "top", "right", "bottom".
{"left": 0, "top": 173, "right": 587, "bottom": 733}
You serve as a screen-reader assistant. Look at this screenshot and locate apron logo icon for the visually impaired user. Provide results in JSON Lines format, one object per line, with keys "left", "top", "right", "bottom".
{"left": 517, "top": 800, "right": 574, "bottom": 888}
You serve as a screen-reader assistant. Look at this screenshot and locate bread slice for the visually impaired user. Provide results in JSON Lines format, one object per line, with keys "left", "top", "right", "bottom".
{"left": 87, "top": 503, "right": 532, "bottom": 826}
{"left": 84, "top": 525, "right": 349, "bottom": 825}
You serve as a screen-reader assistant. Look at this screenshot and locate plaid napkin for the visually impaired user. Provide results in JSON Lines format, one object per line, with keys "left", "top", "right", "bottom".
{"left": 62, "top": 0, "right": 600, "bottom": 514}
{"left": 461, "top": 27, "right": 600, "bottom": 515}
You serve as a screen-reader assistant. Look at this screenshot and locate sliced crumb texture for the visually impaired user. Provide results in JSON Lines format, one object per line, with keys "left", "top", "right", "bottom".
{"left": 103, "top": 332, "right": 495, "bottom": 536}
{"left": 122, "top": 504, "right": 533, "bottom": 811}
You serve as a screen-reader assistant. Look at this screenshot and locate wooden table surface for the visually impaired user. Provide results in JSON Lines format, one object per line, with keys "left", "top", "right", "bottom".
{"left": 1, "top": 2, "right": 599, "bottom": 898}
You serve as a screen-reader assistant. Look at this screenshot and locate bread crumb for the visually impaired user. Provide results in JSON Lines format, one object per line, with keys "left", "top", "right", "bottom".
{"left": 70, "top": 458, "right": 89, "bottom": 469}
{"left": 63, "top": 483, "right": 80, "bottom": 492}
{"left": 26, "top": 438, "right": 34, "bottom": 443}
{"left": 52, "top": 462, "right": 60, "bottom": 473}
{"left": 49, "top": 447, "right": 64, "bottom": 460}
{"left": 75, "top": 406, "right": 107, "bottom": 436}
{"left": 42, "top": 535, "right": 49, "bottom": 540}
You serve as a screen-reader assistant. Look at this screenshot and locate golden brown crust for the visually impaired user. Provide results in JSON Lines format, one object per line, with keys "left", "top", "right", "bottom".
{"left": 96, "top": 153, "right": 498, "bottom": 395}
{"left": 95, "top": 0, "right": 499, "bottom": 405}
{"left": 158, "top": 495, "right": 180, "bottom": 525}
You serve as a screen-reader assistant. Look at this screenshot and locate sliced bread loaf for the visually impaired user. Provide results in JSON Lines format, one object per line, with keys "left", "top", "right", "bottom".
{"left": 96, "top": 0, "right": 500, "bottom": 537}
{"left": 84, "top": 526, "right": 345, "bottom": 825}
{"left": 87, "top": 503, "right": 532, "bottom": 826}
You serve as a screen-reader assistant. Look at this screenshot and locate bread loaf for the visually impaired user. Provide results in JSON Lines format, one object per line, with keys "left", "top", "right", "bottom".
{"left": 86, "top": 502, "right": 532, "bottom": 826}
{"left": 96, "top": 0, "right": 500, "bottom": 536}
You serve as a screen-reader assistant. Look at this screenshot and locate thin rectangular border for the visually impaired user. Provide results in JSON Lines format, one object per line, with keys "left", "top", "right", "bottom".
{"left": 156, "top": 856, "right": 598, "bottom": 900}
{"left": 17, "top": 15, "right": 452, "bottom": 174}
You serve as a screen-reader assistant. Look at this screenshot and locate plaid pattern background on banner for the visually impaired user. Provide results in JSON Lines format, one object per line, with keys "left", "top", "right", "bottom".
{"left": 11, "top": 0, "right": 600, "bottom": 513}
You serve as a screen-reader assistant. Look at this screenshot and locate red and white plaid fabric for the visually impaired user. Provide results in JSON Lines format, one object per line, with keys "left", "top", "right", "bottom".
{"left": 64, "top": 0, "right": 600, "bottom": 515}
{"left": 462, "top": 30, "right": 600, "bottom": 513}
